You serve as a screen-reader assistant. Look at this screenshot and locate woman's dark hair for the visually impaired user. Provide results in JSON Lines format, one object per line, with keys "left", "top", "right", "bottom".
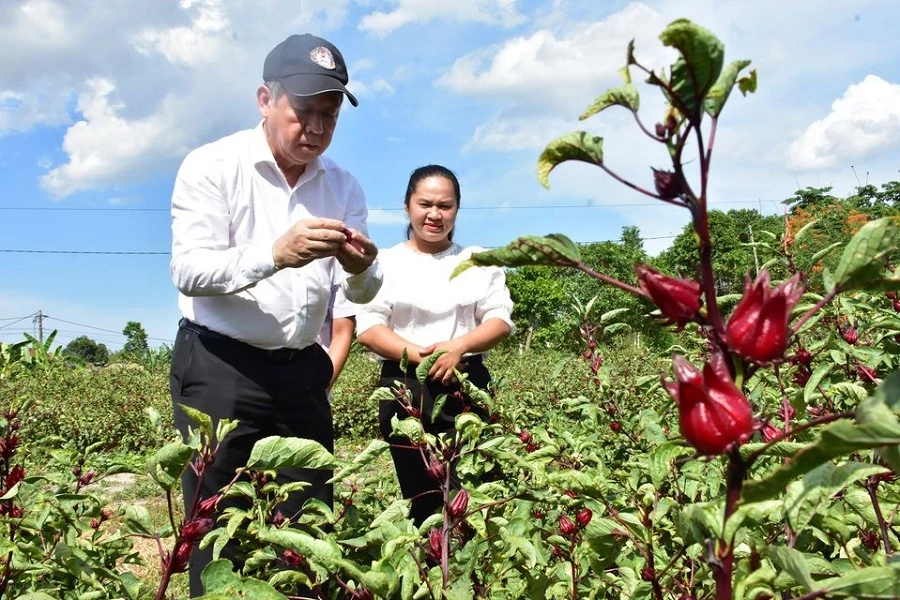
{"left": 404, "top": 164, "right": 461, "bottom": 241}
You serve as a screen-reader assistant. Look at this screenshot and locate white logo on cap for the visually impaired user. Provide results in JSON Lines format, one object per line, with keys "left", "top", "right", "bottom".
{"left": 310, "top": 46, "right": 336, "bottom": 70}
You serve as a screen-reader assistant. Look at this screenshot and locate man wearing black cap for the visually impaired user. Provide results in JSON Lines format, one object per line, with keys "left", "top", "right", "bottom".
{"left": 169, "top": 33, "right": 380, "bottom": 595}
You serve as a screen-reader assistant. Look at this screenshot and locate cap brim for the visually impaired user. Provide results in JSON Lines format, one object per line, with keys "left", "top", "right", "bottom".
{"left": 280, "top": 73, "right": 359, "bottom": 107}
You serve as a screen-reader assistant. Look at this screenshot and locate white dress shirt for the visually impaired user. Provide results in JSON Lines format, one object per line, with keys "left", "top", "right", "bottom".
{"left": 171, "top": 122, "right": 382, "bottom": 350}
{"left": 356, "top": 242, "right": 515, "bottom": 358}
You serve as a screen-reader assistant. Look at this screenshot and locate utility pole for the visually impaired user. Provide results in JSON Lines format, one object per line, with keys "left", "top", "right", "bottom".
{"left": 34, "top": 310, "right": 43, "bottom": 343}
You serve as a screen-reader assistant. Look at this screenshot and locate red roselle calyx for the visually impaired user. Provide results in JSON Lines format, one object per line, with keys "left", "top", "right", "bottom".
{"left": 576, "top": 508, "right": 593, "bottom": 527}
{"left": 427, "top": 528, "right": 442, "bottom": 561}
{"left": 651, "top": 168, "right": 683, "bottom": 200}
{"left": 842, "top": 327, "right": 859, "bottom": 345}
{"left": 426, "top": 459, "right": 446, "bottom": 482}
{"left": 725, "top": 271, "right": 803, "bottom": 364}
{"left": 857, "top": 362, "right": 878, "bottom": 384}
{"left": 793, "top": 348, "right": 812, "bottom": 365}
{"left": 518, "top": 430, "right": 532, "bottom": 443}
{"left": 635, "top": 265, "right": 702, "bottom": 331}
{"left": 559, "top": 514, "right": 577, "bottom": 536}
{"left": 181, "top": 517, "right": 214, "bottom": 544}
{"left": 760, "top": 422, "right": 780, "bottom": 442}
{"left": 664, "top": 353, "right": 754, "bottom": 456}
{"left": 342, "top": 228, "right": 353, "bottom": 244}
{"left": 195, "top": 494, "right": 220, "bottom": 519}
{"left": 448, "top": 489, "right": 469, "bottom": 520}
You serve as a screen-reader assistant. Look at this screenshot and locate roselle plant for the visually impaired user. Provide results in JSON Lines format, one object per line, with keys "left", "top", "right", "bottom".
{"left": 453, "top": 17, "right": 900, "bottom": 599}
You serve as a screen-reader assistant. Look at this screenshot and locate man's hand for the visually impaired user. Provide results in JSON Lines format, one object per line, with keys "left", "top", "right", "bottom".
{"left": 272, "top": 218, "right": 346, "bottom": 269}
{"left": 336, "top": 229, "right": 378, "bottom": 275}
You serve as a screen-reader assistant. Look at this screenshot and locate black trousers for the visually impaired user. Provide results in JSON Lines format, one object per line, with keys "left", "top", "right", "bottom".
{"left": 170, "top": 321, "right": 334, "bottom": 596}
{"left": 378, "top": 356, "right": 491, "bottom": 526}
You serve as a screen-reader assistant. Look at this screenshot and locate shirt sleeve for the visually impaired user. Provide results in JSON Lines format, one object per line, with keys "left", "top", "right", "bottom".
{"left": 331, "top": 283, "right": 357, "bottom": 319}
{"left": 338, "top": 175, "right": 383, "bottom": 304}
{"left": 355, "top": 273, "right": 393, "bottom": 335}
{"left": 475, "top": 266, "right": 516, "bottom": 335}
{"left": 170, "top": 149, "right": 277, "bottom": 296}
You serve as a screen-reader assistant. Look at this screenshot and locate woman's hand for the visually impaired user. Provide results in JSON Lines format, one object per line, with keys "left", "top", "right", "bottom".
{"left": 427, "top": 339, "right": 467, "bottom": 385}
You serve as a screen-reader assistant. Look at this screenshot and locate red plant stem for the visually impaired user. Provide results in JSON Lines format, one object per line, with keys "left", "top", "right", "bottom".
{"left": 866, "top": 480, "right": 894, "bottom": 555}
{"left": 597, "top": 163, "right": 682, "bottom": 206}
{"left": 705, "top": 118, "right": 719, "bottom": 174}
{"left": 632, "top": 110, "right": 667, "bottom": 142}
{"left": 575, "top": 263, "right": 646, "bottom": 297}
{"left": 791, "top": 287, "right": 840, "bottom": 335}
{"left": 745, "top": 411, "right": 854, "bottom": 467}
{"left": 714, "top": 447, "right": 746, "bottom": 600}
{"left": 569, "top": 538, "right": 579, "bottom": 599}
{"left": 692, "top": 206, "right": 726, "bottom": 338}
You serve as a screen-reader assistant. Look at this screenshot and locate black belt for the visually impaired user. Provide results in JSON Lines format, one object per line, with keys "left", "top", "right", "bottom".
{"left": 178, "top": 318, "right": 313, "bottom": 362}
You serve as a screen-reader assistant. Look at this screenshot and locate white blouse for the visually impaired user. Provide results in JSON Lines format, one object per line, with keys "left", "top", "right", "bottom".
{"left": 355, "top": 242, "right": 515, "bottom": 357}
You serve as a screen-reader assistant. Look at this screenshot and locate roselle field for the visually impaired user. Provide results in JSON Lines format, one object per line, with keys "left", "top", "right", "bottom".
{"left": 2, "top": 19, "right": 900, "bottom": 600}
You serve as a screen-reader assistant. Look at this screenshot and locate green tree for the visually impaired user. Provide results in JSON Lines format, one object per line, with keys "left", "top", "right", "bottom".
{"left": 122, "top": 321, "right": 149, "bottom": 358}
{"left": 64, "top": 335, "right": 109, "bottom": 365}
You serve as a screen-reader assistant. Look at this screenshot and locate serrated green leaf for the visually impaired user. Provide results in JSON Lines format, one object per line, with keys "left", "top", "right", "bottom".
{"left": 767, "top": 546, "right": 816, "bottom": 591}
{"left": 178, "top": 403, "right": 213, "bottom": 440}
{"left": 537, "top": 131, "right": 603, "bottom": 189}
{"left": 146, "top": 440, "right": 193, "bottom": 491}
{"left": 833, "top": 217, "right": 899, "bottom": 291}
{"left": 452, "top": 234, "right": 581, "bottom": 279}
{"left": 648, "top": 441, "right": 691, "bottom": 488}
{"left": 659, "top": 19, "right": 724, "bottom": 117}
{"left": 245, "top": 436, "right": 335, "bottom": 471}
{"left": 580, "top": 84, "right": 640, "bottom": 120}
{"left": 328, "top": 439, "right": 389, "bottom": 483}
{"left": 199, "top": 559, "right": 288, "bottom": 598}
{"left": 742, "top": 416, "right": 900, "bottom": 503}
{"left": 817, "top": 565, "right": 900, "bottom": 598}
{"left": 704, "top": 59, "right": 752, "bottom": 117}
{"left": 416, "top": 350, "right": 447, "bottom": 385}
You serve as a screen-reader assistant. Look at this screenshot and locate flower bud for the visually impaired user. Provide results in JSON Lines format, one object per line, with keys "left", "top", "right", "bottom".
{"left": 270, "top": 510, "right": 286, "bottom": 527}
{"left": 426, "top": 459, "right": 446, "bottom": 482}
{"left": 759, "top": 422, "right": 780, "bottom": 442}
{"left": 576, "top": 508, "right": 593, "bottom": 527}
{"left": 77, "top": 470, "right": 97, "bottom": 487}
{"left": 725, "top": 271, "right": 803, "bottom": 364}
{"left": 448, "top": 489, "right": 469, "bottom": 520}
{"left": 655, "top": 122, "right": 667, "bottom": 137}
{"left": 664, "top": 353, "right": 754, "bottom": 455}
{"left": 651, "top": 168, "right": 683, "bottom": 200}
{"left": 181, "top": 517, "right": 214, "bottom": 545}
{"left": 281, "top": 549, "right": 305, "bottom": 568}
{"left": 195, "top": 494, "right": 221, "bottom": 520}
{"left": 635, "top": 265, "right": 702, "bottom": 331}
{"left": 427, "top": 528, "right": 442, "bottom": 562}
{"left": 559, "top": 514, "right": 577, "bottom": 536}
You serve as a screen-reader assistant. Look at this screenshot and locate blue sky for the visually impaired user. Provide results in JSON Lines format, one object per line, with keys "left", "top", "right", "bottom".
{"left": 1, "top": 0, "right": 899, "bottom": 350}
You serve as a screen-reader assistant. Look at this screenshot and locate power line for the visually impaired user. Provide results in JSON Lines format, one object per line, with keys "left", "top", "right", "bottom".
{"left": 0, "top": 199, "right": 778, "bottom": 212}
{"left": 0, "top": 234, "right": 679, "bottom": 256}
{"left": 0, "top": 314, "right": 37, "bottom": 331}
{"left": 43, "top": 316, "right": 173, "bottom": 344}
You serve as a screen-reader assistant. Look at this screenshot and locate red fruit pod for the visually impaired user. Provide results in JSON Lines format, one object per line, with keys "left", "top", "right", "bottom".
{"left": 576, "top": 508, "right": 593, "bottom": 527}
{"left": 559, "top": 514, "right": 577, "bottom": 536}
{"left": 725, "top": 271, "right": 803, "bottom": 364}
{"left": 181, "top": 517, "right": 214, "bottom": 545}
{"left": 841, "top": 327, "right": 859, "bottom": 345}
{"left": 518, "top": 430, "right": 532, "bottom": 443}
{"left": 448, "top": 489, "right": 469, "bottom": 520}
{"left": 195, "top": 494, "right": 221, "bottom": 519}
{"left": 610, "top": 421, "right": 622, "bottom": 433}
{"left": 428, "top": 528, "right": 442, "bottom": 561}
{"left": 281, "top": 549, "right": 305, "bottom": 568}
{"left": 794, "top": 348, "right": 812, "bottom": 365}
{"left": 635, "top": 265, "right": 702, "bottom": 331}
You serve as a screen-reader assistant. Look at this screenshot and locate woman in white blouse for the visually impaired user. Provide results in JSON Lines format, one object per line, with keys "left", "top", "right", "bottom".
{"left": 356, "top": 164, "right": 515, "bottom": 525}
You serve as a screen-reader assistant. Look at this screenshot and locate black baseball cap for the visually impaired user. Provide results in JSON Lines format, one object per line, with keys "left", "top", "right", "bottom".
{"left": 263, "top": 34, "right": 359, "bottom": 107}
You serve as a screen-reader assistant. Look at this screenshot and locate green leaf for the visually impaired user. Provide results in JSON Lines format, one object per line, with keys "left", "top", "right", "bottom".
{"left": 416, "top": 350, "right": 447, "bottom": 385}
{"left": 833, "top": 217, "right": 899, "bottom": 291}
{"left": 178, "top": 403, "right": 214, "bottom": 440}
{"left": 783, "top": 461, "right": 888, "bottom": 535}
{"left": 124, "top": 504, "right": 153, "bottom": 536}
{"left": 399, "top": 347, "right": 409, "bottom": 373}
{"left": 451, "top": 234, "right": 581, "bottom": 279}
{"left": 328, "top": 440, "right": 389, "bottom": 483}
{"left": 199, "top": 559, "right": 288, "bottom": 599}
{"left": 659, "top": 19, "right": 725, "bottom": 117}
{"left": 766, "top": 546, "right": 816, "bottom": 591}
{"left": 245, "top": 437, "right": 335, "bottom": 471}
{"left": 146, "top": 439, "right": 193, "bottom": 491}
{"left": 742, "top": 416, "right": 900, "bottom": 503}
{"left": 804, "top": 363, "right": 834, "bottom": 404}
{"left": 808, "top": 241, "right": 843, "bottom": 266}
{"left": 256, "top": 527, "right": 342, "bottom": 568}
{"left": 817, "top": 565, "right": 900, "bottom": 598}
{"left": 537, "top": 131, "right": 603, "bottom": 189}
{"left": 703, "top": 59, "right": 752, "bottom": 117}
{"left": 676, "top": 502, "right": 720, "bottom": 545}
{"left": 648, "top": 441, "right": 692, "bottom": 488}
{"left": 579, "top": 84, "right": 640, "bottom": 121}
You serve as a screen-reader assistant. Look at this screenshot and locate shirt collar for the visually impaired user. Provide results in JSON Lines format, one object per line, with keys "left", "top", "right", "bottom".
{"left": 251, "top": 121, "right": 325, "bottom": 181}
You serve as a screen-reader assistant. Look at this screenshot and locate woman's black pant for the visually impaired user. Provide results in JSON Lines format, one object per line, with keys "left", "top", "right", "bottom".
{"left": 377, "top": 356, "right": 491, "bottom": 526}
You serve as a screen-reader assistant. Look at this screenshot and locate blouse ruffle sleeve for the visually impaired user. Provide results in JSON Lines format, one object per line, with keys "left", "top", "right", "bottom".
{"left": 475, "top": 265, "right": 516, "bottom": 335}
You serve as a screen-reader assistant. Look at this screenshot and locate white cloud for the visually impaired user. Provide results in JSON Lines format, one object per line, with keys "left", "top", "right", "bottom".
{"left": 436, "top": 3, "right": 668, "bottom": 108}
{"left": 359, "top": 0, "right": 525, "bottom": 37}
{"left": 348, "top": 77, "right": 396, "bottom": 99}
{"left": 367, "top": 209, "right": 408, "bottom": 225}
{"left": 786, "top": 75, "right": 900, "bottom": 170}
{"left": 40, "top": 79, "right": 190, "bottom": 197}
{"left": 464, "top": 114, "right": 572, "bottom": 152}
{"left": 134, "top": 0, "right": 232, "bottom": 67}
